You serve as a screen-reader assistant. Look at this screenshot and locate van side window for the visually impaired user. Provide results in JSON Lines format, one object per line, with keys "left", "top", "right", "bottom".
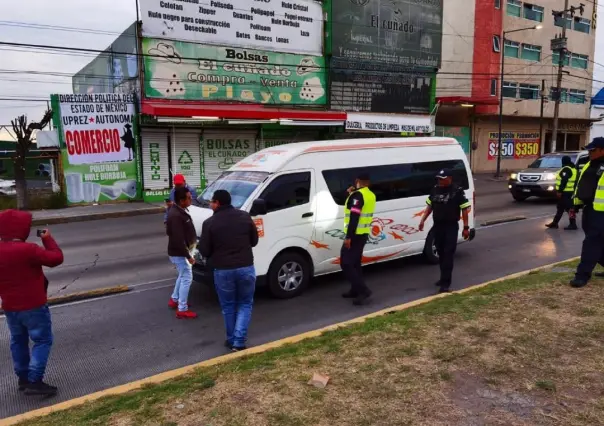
{"left": 260, "top": 172, "right": 311, "bottom": 213}
{"left": 322, "top": 160, "right": 469, "bottom": 205}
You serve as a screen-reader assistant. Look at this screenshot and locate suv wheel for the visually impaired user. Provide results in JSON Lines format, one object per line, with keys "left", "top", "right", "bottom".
{"left": 267, "top": 252, "right": 310, "bottom": 299}
{"left": 423, "top": 230, "right": 439, "bottom": 264}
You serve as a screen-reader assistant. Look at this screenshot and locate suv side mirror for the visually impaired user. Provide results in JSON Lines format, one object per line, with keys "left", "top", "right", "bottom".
{"left": 250, "top": 199, "right": 268, "bottom": 216}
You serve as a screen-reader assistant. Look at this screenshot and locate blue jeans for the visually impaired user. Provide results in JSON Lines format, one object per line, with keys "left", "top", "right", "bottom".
{"left": 170, "top": 256, "right": 193, "bottom": 312}
{"left": 214, "top": 266, "right": 256, "bottom": 348}
{"left": 4, "top": 305, "right": 53, "bottom": 383}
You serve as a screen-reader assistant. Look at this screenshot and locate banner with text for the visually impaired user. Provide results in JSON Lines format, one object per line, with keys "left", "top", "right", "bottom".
{"left": 487, "top": 132, "right": 540, "bottom": 160}
{"left": 140, "top": 0, "right": 323, "bottom": 56}
{"left": 346, "top": 112, "right": 433, "bottom": 133}
{"left": 143, "top": 39, "right": 326, "bottom": 105}
{"left": 53, "top": 93, "right": 140, "bottom": 204}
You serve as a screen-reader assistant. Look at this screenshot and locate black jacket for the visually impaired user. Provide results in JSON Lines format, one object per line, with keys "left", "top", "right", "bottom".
{"left": 200, "top": 205, "right": 259, "bottom": 270}
{"left": 166, "top": 205, "right": 197, "bottom": 259}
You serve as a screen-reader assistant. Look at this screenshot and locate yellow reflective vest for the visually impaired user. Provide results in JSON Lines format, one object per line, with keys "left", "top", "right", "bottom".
{"left": 555, "top": 166, "right": 577, "bottom": 192}
{"left": 573, "top": 162, "right": 604, "bottom": 211}
{"left": 344, "top": 187, "right": 376, "bottom": 235}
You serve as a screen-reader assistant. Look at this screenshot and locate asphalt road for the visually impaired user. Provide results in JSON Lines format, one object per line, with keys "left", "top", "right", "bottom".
{"left": 0, "top": 206, "right": 586, "bottom": 419}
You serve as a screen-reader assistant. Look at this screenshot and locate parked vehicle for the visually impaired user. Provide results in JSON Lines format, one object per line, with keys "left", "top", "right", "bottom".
{"left": 507, "top": 151, "right": 589, "bottom": 201}
{"left": 188, "top": 137, "right": 476, "bottom": 299}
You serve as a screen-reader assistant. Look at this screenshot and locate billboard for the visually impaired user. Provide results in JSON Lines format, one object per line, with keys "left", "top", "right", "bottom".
{"left": 330, "top": 0, "right": 443, "bottom": 68}
{"left": 143, "top": 38, "right": 327, "bottom": 105}
{"left": 52, "top": 93, "right": 140, "bottom": 204}
{"left": 139, "top": 0, "right": 323, "bottom": 56}
{"left": 487, "top": 132, "right": 540, "bottom": 160}
{"left": 330, "top": 58, "right": 434, "bottom": 114}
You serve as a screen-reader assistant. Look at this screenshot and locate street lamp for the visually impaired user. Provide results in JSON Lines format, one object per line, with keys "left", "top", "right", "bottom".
{"left": 495, "top": 24, "right": 543, "bottom": 178}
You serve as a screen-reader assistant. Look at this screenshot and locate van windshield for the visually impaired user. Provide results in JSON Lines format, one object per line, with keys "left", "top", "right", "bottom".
{"left": 198, "top": 171, "right": 269, "bottom": 209}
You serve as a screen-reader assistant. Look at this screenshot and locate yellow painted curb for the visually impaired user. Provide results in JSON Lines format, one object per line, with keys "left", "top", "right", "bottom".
{"left": 0, "top": 257, "right": 579, "bottom": 426}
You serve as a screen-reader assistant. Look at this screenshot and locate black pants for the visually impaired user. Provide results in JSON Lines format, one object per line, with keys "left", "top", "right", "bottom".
{"left": 575, "top": 206, "right": 604, "bottom": 281}
{"left": 341, "top": 234, "right": 370, "bottom": 297}
{"left": 552, "top": 193, "right": 576, "bottom": 225}
{"left": 434, "top": 223, "right": 459, "bottom": 289}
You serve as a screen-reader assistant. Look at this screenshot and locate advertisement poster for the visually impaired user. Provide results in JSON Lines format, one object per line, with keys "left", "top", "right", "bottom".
{"left": 139, "top": 0, "right": 323, "bottom": 56}
{"left": 487, "top": 132, "right": 540, "bottom": 160}
{"left": 330, "top": 0, "right": 443, "bottom": 68}
{"left": 143, "top": 39, "right": 327, "bottom": 105}
{"left": 330, "top": 58, "right": 433, "bottom": 113}
{"left": 52, "top": 93, "right": 140, "bottom": 204}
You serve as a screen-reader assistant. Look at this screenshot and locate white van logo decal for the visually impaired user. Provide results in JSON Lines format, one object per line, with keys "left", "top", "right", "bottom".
{"left": 324, "top": 217, "right": 420, "bottom": 246}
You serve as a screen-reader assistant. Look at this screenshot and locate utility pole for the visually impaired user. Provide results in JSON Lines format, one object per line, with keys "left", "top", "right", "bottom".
{"left": 550, "top": 1, "right": 585, "bottom": 153}
{"left": 539, "top": 79, "right": 545, "bottom": 155}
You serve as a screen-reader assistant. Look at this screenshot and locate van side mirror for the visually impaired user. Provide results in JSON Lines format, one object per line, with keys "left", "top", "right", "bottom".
{"left": 250, "top": 199, "right": 267, "bottom": 216}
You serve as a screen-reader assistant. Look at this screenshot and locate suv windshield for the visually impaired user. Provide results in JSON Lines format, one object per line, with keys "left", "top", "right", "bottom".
{"left": 198, "top": 171, "right": 269, "bottom": 209}
{"left": 528, "top": 155, "right": 577, "bottom": 169}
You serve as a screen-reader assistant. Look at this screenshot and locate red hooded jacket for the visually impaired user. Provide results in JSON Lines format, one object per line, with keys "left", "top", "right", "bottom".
{"left": 0, "top": 210, "right": 64, "bottom": 312}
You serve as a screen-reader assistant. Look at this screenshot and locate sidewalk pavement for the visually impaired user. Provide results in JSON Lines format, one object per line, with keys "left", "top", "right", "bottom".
{"left": 31, "top": 202, "right": 164, "bottom": 226}
{"left": 473, "top": 172, "right": 509, "bottom": 196}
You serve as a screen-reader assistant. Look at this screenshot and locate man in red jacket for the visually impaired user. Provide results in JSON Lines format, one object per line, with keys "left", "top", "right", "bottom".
{"left": 0, "top": 209, "right": 64, "bottom": 396}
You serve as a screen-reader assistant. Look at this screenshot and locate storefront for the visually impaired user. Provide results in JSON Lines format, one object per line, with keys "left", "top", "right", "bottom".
{"left": 543, "top": 120, "right": 592, "bottom": 153}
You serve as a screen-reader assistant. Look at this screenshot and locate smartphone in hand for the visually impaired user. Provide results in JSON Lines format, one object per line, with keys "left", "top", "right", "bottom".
{"left": 37, "top": 229, "right": 46, "bottom": 238}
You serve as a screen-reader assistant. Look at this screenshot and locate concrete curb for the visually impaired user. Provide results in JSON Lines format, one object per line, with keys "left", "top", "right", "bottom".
{"left": 31, "top": 207, "right": 164, "bottom": 226}
{"left": 481, "top": 216, "right": 527, "bottom": 226}
{"left": 0, "top": 286, "right": 130, "bottom": 316}
{"left": 0, "top": 256, "right": 581, "bottom": 426}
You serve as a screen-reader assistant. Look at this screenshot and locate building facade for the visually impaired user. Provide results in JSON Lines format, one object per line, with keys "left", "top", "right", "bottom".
{"left": 437, "top": 0, "right": 597, "bottom": 173}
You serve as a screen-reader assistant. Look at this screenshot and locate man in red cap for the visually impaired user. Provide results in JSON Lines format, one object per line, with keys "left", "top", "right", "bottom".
{"left": 164, "top": 174, "right": 198, "bottom": 224}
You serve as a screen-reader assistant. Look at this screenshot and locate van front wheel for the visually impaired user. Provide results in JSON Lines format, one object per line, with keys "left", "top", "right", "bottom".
{"left": 267, "top": 252, "right": 310, "bottom": 299}
{"left": 423, "top": 230, "right": 440, "bottom": 264}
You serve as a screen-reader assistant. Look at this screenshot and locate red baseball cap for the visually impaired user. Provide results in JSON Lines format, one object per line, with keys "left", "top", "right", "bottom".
{"left": 173, "top": 174, "right": 185, "bottom": 185}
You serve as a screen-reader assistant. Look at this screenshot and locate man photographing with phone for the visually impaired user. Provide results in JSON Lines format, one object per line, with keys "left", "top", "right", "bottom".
{"left": 0, "top": 209, "right": 64, "bottom": 396}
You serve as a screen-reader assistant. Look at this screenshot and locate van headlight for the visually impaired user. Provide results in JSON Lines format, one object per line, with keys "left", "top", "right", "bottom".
{"left": 544, "top": 173, "right": 557, "bottom": 181}
{"left": 510, "top": 173, "right": 518, "bottom": 181}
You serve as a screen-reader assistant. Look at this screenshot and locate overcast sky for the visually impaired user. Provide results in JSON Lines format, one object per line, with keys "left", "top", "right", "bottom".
{"left": 0, "top": 0, "right": 603, "bottom": 137}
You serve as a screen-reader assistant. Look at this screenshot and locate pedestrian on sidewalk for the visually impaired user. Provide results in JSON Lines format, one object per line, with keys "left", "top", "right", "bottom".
{"left": 200, "top": 190, "right": 259, "bottom": 352}
{"left": 570, "top": 137, "right": 604, "bottom": 288}
{"left": 166, "top": 186, "right": 198, "bottom": 319}
{"left": 419, "top": 169, "right": 471, "bottom": 293}
{"left": 546, "top": 155, "right": 578, "bottom": 230}
{"left": 164, "top": 174, "right": 198, "bottom": 224}
{"left": 0, "top": 210, "right": 64, "bottom": 396}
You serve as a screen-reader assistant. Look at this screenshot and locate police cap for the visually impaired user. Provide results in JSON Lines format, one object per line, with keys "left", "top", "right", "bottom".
{"left": 584, "top": 137, "right": 604, "bottom": 151}
{"left": 436, "top": 168, "right": 453, "bottom": 179}
{"left": 356, "top": 172, "right": 370, "bottom": 181}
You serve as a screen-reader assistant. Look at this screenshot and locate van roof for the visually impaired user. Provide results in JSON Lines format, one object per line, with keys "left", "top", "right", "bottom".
{"left": 232, "top": 137, "right": 459, "bottom": 173}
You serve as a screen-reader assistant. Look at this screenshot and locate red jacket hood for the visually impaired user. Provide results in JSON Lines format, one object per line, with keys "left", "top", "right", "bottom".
{"left": 0, "top": 209, "right": 32, "bottom": 241}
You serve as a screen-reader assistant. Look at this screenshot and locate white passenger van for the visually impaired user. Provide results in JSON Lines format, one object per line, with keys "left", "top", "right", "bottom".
{"left": 189, "top": 137, "right": 475, "bottom": 299}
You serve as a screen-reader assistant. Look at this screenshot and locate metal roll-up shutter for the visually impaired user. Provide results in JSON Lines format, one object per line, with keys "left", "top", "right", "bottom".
{"left": 172, "top": 129, "right": 202, "bottom": 189}
{"left": 201, "top": 129, "right": 256, "bottom": 184}
{"left": 141, "top": 129, "right": 170, "bottom": 190}
{"left": 257, "top": 130, "right": 321, "bottom": 150}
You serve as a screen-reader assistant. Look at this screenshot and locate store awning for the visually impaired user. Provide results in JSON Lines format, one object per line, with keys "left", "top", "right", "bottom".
{"left": 141, "top": 100, "right": 347, "bottom": 122}
{"left": 436, "top": 96, "right": 499, "bottom": 106}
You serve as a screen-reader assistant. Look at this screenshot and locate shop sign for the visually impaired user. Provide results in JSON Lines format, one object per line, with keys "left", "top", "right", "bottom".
{"left": 202, "top": 134, "right": 255, "bottom": 182}
{"left": 139, "top": 0, "right": 323, "bottom": 56}
{"left": 143, "top": 39, "right": 327, "bottom": 105}
{"left": 330, "top": 58, "right": 434, "bottom": 114}
{"left": 346, "top": 113, "right": 433, "bottom": 133}
{"left": 331, "top": 0, "right": 442, "bottom": 68}
{"left": 487, "top": 132, "right": 540, "bottom": 160}
{"left": 53, "top": 93, "right": 140, "bottom": 204}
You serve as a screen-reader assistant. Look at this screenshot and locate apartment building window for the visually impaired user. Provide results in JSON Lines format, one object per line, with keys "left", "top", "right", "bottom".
{"left": 503, "top": 81, "right": 518, "bottom": 98}
{"left": 495, "top": 0, "right": 501, "bottom": 9}
{"left": 493, "top": 35, "right": 501, "bottom": 52}
{"left": 521, "top": 43, "right": 541, "bottom": 61}
{"left": 574, "top": 18, "right": 591, "bottom": 34}
{"left": 491, "top": 79, "right": 498, "bottom": 96}
{"left": 554, "top": 14, "right": 572, "bottom": 29}
{"left": 550, "top": 87, "right": 568, "bottom": 102}
{"left": 571, "top": 53, "right": 588, "bottom": 69}
{"left": 507, "top": 0, "right": 522, "bottom": 17}
{"left": 569, "top": 89, "right": 586, "bottom": 104}
{"left": 504, "top": 40, "right": 520, "bottom": 58}
{"left": 552, "top": 51, "right": 570, "bottom": 66}
{"left": 519, "top": 84, "right": 540, "bottom": 99}
{"left": 523, "top": 3, "right": 544, "bottom": 22}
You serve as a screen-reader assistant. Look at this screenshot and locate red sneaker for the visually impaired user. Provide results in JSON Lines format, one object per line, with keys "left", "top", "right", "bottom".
{"left": 168, "top": 299, "right": 178, "bottom": 309}
{"left": 176, "top": 310, "right": 198, "bottom": 319}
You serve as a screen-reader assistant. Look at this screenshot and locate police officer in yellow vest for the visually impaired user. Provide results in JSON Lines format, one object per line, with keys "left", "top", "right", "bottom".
{"left": 341, "top": 173, "right": 376, "bottom": 305}
{"left": 419, "top": 169, "right": 471, "bottom": 293}
{"left": 570, "top": 137, "right": 604, "bottom": 288}
{"left": 546, "top": 155, "right": 578, "bottom": 230}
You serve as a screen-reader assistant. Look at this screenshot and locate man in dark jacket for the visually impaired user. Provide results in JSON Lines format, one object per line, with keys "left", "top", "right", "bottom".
{"left": 0, "top": 209, "right": 64, "bottom": 396}
{"left": 166, "top": 186, "right": 198, "bottom": 319}
{"left": 200, "top": 190, "right": 259, "bottom": 351}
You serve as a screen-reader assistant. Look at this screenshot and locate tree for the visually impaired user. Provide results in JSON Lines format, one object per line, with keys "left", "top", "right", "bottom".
{"left": 10, "top": 110, "right": 53, "bottom": 210}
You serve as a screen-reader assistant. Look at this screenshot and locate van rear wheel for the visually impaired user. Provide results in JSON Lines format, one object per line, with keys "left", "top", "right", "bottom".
{"left": 423, "top": 230, "right": 440, "bottom": 264}
{"left": 267, "top": 252, "right": 310, "bottom": 299}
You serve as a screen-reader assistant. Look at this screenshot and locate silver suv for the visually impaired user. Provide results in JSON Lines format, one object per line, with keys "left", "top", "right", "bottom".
{"left": 507, "top": 151, "right": 589, "bottom": 201}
